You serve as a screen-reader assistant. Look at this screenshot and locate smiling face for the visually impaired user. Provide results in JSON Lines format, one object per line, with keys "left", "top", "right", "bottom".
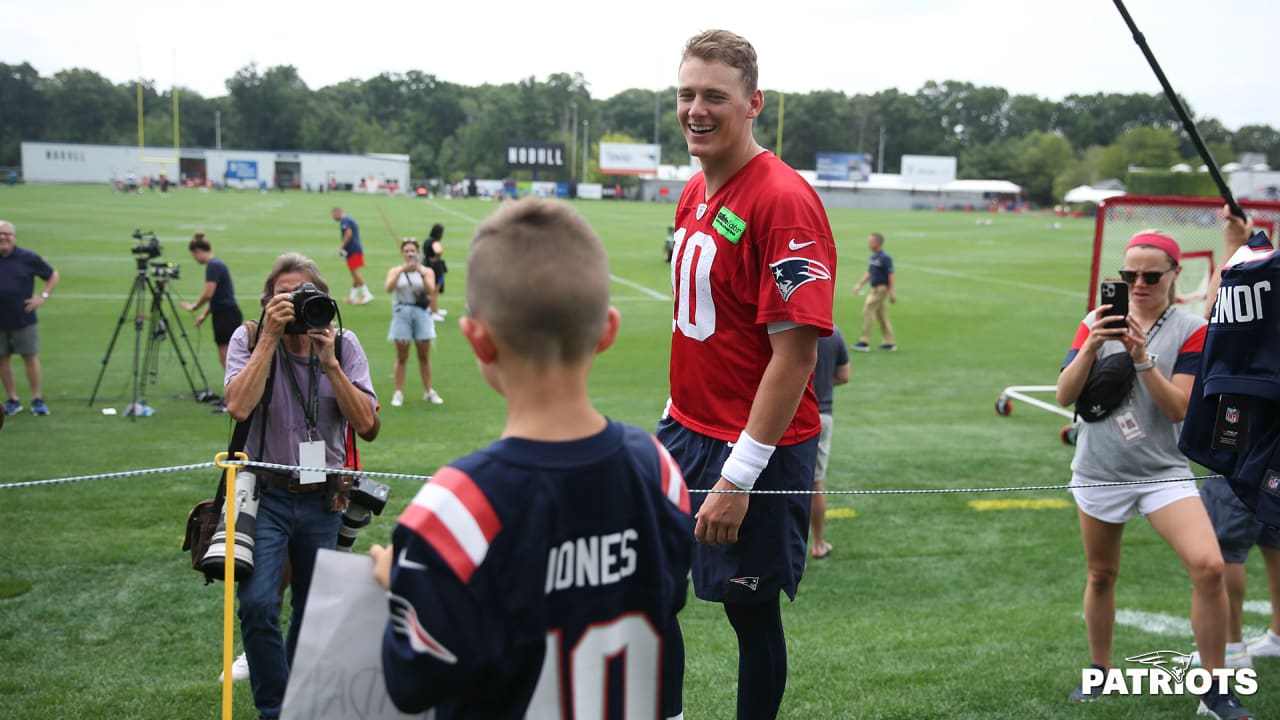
{"left": 676, "top": 56, "right": 762, "bottom": 169}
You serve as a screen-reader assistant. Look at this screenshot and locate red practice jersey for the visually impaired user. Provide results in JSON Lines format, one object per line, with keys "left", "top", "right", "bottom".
{"left": 668, "top": 151, "right": 836, "bottom": 444}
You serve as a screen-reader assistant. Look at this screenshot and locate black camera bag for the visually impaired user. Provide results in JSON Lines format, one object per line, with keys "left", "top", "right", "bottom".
{"left": 1075, "top": 351, "right": 1136, "bottom": 423}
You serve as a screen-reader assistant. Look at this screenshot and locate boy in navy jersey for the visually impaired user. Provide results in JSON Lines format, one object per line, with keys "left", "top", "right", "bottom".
{"left": 372, "top": 197, "right": 694, "bottom": 719}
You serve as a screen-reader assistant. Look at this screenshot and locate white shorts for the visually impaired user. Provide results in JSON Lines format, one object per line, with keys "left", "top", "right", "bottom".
{"left": 1070, "top": 473, "right": 1199, "bottom": 524}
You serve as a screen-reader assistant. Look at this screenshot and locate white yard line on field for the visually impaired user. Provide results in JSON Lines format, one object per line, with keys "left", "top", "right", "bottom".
{"left": 896, "top": 262, "right": 1079, "bottom": 299}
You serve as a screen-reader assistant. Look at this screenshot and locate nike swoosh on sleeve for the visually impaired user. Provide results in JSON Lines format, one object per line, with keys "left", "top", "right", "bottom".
{"left": 788, "top": 239, "right": 816, "bottom": 250}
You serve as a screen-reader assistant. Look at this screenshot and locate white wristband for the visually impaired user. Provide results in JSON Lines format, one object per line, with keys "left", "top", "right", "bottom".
{"left": 720, "top": 431, "right": 775, "bottom": 492}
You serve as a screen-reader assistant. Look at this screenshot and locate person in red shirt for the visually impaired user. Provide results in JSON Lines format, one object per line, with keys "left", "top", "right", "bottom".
{"left": 657, "top": 29, "right": 836, "bottom": 720}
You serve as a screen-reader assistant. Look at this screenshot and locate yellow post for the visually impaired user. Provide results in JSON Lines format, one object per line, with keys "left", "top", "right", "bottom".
{"left": 136, "top": 81, "right": 145, "bottom": 158}
{"left": 214, "top": 451, "right": 247, "bottom": 719}
{"left": 776, "top": 91, "right": 785, "bottom": 161}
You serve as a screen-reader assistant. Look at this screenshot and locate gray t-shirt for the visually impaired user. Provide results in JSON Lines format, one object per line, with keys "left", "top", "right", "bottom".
{"left": 224, "top": 327, "right": 376, "bottom": 474}
{"left": 1070, "top": 308, "right": 1206, "bottom": 483}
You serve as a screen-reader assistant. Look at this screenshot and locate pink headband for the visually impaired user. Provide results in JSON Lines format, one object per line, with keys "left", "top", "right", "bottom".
{"left": 1126, "top": 231, "right": 1181, "bottom": 264}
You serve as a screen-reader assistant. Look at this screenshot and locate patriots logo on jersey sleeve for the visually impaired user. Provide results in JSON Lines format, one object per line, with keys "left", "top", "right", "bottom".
{"left": 769, "top": 256, "right": 832, "bottom": 302}
{"left": 389, "top": 593, "right": 458, "bottom": 664}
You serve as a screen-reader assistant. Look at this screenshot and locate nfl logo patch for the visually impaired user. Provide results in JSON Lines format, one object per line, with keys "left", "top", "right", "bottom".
{"left": 1268, "top": 475, "right": 1280, "bottom": 493}
{"left": 1226, "top": 407, "right": 1240, "bottom": 424}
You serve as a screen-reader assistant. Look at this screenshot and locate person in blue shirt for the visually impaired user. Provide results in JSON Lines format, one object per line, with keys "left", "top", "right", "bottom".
{"left": 331, "top": 207, "right": 373, "bottom": 305}
{"left": 372, "top": 197, "right": 693, "bottom": 718}
{"left": 0, "top": 220, "right": 59, "bottom": 416}
{"left": 851, "top": 232, "right": 896, "bottom": 351}
{"left": 182, "top": 233, "right": 242, "bottom": 366}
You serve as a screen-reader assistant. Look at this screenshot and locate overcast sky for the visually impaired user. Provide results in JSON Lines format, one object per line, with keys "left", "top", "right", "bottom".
{"left": 6, "top": 0, "right": 1277, "bottom": 131}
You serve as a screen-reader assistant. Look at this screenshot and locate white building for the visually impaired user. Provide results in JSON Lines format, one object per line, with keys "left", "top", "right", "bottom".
{"left": 20, "top": 142, "right": 410, "bottom": 193}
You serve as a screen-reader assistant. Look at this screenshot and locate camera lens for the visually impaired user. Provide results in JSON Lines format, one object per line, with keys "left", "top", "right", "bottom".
{"left": 300, "top": 296, "right": 336, "bottom": 329}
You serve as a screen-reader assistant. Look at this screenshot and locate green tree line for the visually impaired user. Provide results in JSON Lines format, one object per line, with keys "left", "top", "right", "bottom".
{"left": 3, "top": 61, "right": 1279, "bottom": 205}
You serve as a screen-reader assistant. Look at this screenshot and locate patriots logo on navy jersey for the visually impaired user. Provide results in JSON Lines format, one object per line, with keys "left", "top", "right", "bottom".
{"left": 730, "top": 576, "right": 760, "bottom": 591}
{"left": 769, "top": 257, "right": 831, "bottom": 302}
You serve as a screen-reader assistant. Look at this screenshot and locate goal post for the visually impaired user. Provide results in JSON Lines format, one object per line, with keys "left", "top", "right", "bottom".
{"left": 1089, "top": 194, "right": 1280, "bottom": 317}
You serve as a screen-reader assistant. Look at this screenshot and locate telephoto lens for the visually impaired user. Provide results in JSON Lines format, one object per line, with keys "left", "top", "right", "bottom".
{"left": 201, "top": 471, "right": 259, "bottom": 581}
{"left": 336, "top": 504, "right": 372, "bottom": 552}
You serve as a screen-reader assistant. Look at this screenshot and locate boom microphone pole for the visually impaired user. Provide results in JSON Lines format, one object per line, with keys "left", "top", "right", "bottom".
{"left": 1112, "top": 0, "right": 1245, "bottom": 219}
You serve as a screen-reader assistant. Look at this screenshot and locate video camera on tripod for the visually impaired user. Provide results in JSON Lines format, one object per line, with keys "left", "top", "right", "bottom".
{"left": 132, "top": 229, "right": 162, "bottom": 259}
{"left": 150, "top": 261, "right": 181, "bottom": 280}
{"left": 88, "top": 229, "right": 217, "bottom": 416}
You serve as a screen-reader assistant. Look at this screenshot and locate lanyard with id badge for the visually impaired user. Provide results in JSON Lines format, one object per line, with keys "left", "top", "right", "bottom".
{"left": 1112, "top": 307, "right": 1173, "bottom": 443}
{"left": 282, "top": 347, "right": 327, "bottom": 485}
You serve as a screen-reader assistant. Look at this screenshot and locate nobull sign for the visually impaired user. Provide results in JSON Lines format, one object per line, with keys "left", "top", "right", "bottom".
{"left": 506, "top": 142, "right": 566, "bottom": 171}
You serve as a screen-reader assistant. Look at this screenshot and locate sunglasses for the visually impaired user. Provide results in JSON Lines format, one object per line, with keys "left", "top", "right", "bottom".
{"left": 1118, "top": 268, "right": 1174, "bottom": 285}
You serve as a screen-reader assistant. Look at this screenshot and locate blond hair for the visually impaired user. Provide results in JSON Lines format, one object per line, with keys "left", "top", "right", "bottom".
{"left": 682, "top": 29, "right": 759, "bottom": 96}
{"left": 466, "top": 198, "right": 609, "bottom": 364}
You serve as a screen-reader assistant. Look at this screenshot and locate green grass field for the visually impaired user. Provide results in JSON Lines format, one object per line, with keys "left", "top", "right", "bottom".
{"left": 0, "top": 185, "right": 1273, "bottom": 719}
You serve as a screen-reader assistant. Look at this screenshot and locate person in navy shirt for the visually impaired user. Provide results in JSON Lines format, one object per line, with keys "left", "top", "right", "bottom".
{"left": 182, "top": 232, "right": 242, "bottom": 371}
{"left": 0, "top": 220, "right": 59, "bottom": 416}
{"left": 372, "top": 198, "right": 693, "bottom": 718}
{"left": 852, "top": 232, "right": 896, "bottom": 351}
{"left": 331, "top": 207, "right": 373, "bottom": 305}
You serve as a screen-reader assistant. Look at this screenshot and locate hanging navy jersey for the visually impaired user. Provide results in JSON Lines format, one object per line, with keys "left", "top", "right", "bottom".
{"left": 381, "top": 421, "right": 693, "bottom": 719}
{"left": 1181, "top": 231, "right": 1280, "bottom": 525}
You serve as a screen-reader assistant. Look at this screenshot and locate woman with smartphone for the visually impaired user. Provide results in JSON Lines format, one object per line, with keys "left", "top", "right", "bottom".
{"left": 1055, "top": 232, "right": 1246, "bottom": 718}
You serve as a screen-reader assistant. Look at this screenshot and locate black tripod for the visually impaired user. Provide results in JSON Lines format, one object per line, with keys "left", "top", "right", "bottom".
{"left": 89, "top": 255, "right": 214, "bottom": 418}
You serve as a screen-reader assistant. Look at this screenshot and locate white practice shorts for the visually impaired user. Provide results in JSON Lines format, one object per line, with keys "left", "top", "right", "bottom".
{"left": 1070, "top": 473, "right": 1199, "bottom": 524}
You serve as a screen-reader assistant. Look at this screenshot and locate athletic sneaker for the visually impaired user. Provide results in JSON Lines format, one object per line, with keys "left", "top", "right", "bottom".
{"left": 31, "top": 398, "right": 49, "bottom": 415}
{"left": 431, "top": 311, "right": 447, "bottom": 322}
{"left": 391, "top": 390, "right": 404, "bottom": 407}
{"left": 217, "top": 652, "right": 250, "bottom": 682}
{"left": 4, "top": 398, "right": 22, "bottom": 415}
{"left": 356, "top": 293, "right": 375, "bottom": 305}
{"left": 1067, "top": 664, "right": 1107, "bottom": 703}
{"left": 1246, "top": 630, "right": 1280, "bottom": 658}
{"left": 878, "top": 344, "right": 898, "bottom": 352}
{"left": 1189, "top": 648, "right": 1253, "bottom": 669}
{"left": 1198, "top": 691, "right": 1256, "bottom": 719}
{"left": 210, "top": 401, "right": 227, "bottom": 415}
{"left": 851, "top": 341, "right": 871, "bottom": 352}
{"left": 425, "top": 389, "right": 443, "bottom": 405}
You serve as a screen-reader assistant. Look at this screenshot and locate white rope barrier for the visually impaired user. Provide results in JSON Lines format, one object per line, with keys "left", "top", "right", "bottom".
{"left": 0, "top": 458, "right": 1226, "bottom": 495}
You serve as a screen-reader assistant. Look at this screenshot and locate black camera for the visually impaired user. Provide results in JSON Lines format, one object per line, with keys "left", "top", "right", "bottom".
{"left": 285, "top": 282, "right": 338, "bottom": 334}
{"left": 131, "top": 229, "right": 162, "bottom": 259}
{"left": 150, "top": 261, "right": 180, "bottom": 280}
{"left": 336, "top": 476, "right": 391, "bottom": 552}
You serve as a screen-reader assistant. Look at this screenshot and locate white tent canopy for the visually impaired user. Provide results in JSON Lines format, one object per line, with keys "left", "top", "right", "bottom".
{"left": 1064, "top": 185, "right": 1126, "bottom": 204}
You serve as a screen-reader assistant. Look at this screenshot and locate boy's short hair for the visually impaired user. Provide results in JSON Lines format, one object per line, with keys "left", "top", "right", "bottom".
{"left": 261, "top": 252, "right": 329, "bottom": 307}
{"left": 189, "top": 231, "right": 212, "bottom": 253}
{"left": 467, "top": 198, "right": 609, "bottom": 363}
{"left": 682, "top": 29, "right": 759, "bottom": 96}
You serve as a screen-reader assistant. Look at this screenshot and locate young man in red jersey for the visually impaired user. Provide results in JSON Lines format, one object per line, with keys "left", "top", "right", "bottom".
{"left": 658, "top": 29, "right": 837, "bottom": 720}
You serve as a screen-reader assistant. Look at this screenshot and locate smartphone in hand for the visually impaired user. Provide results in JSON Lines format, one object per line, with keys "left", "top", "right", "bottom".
{"left": 1100, "top": 280, "right": 1129, "bottom": 328}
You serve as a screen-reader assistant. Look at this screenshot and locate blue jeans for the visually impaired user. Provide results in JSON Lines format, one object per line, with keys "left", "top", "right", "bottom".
{"left": 237, "top": 484, "right": 341, "bottom": 719}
